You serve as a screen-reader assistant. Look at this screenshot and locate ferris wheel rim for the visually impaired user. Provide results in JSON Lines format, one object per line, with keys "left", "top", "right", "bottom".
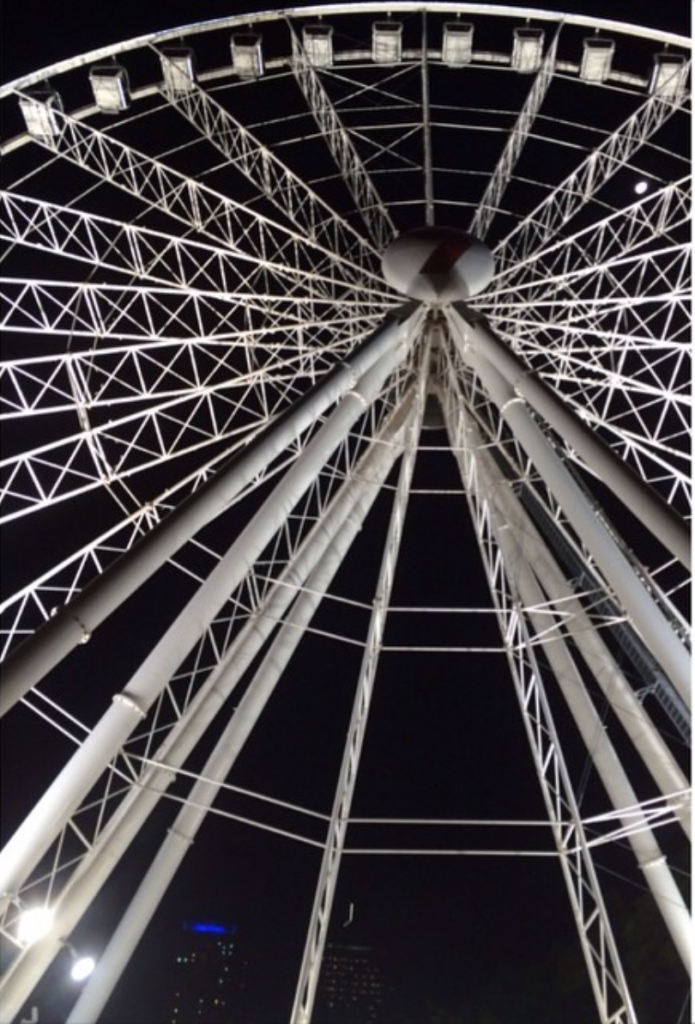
{"left": 0, "top": 1, "right": 689, "bottom": 103}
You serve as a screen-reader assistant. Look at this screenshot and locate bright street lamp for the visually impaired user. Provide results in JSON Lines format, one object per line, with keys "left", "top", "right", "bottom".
{"left": 70, "top": 955, "right": 96, "bottom": 982}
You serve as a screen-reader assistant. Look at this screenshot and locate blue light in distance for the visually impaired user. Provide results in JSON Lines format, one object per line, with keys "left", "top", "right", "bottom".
{"left": 184, "top": 921, "right": 237, "bottom": 936}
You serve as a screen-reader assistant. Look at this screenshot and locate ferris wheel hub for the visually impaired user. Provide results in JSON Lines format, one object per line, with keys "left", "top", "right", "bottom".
{"left": 381, "top": 227, "right": 495, "bottom": 304}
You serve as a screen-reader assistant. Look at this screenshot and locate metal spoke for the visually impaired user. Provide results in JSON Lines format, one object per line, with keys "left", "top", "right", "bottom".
{"left": 494, "top": 85, "right": 689, "bottom": 268}
{"left": 487, "top": 177, "right": 690, "bottom": 294}
{"left": 0, "top": 191, "right": 394, "bottom": 306}
{"left": 290, "top": 25, "right": 397, "bottom": 250}
{"left": 155, "top": 49, "right": 380, "bottom": 278}
{"left": 11, "top": 94, "right": 380, "bottom": 295}
{"left": 470, "top": 29, "right": 561, "bottom": 240}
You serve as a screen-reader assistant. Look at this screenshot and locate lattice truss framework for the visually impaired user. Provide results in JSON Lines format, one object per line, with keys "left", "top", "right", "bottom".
{"left": 0, "top": 5, "right": 690, "bottom": 1024}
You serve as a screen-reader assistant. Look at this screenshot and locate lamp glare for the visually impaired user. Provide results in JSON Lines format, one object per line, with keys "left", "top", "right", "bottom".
{"left": 71, "top": 955, "right": 96, "bottom": 981}
{"left": 17, "top": 907, "right": 54, "bottom": 945}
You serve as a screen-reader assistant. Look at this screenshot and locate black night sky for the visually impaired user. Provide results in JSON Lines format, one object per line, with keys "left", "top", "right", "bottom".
{"left": 1, "top": 2, "right": 690, "bottom": 1023}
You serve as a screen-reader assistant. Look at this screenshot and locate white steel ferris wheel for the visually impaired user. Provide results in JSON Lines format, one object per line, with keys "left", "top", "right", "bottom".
{"left": 0, "top": 4, "right": 690, "bottom": 1022}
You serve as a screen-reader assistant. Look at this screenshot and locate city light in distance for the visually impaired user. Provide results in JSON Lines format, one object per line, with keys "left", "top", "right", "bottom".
{"left": 185, "top": 920, "right": 237, "bottom": 936}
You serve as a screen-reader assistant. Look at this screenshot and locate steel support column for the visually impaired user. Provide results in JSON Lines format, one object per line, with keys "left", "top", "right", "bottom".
{"left": 446, "top": 312, "right": 691, "bottom": 707}
{"left": 442, "top": 390, "right": 637, "bottom": 1024}
{"left": 64, "top": 402, "right": 417, "bottom": 1024}
{"left": 0, "top": 315, "right": 421, "bottom": 910}
{"left": 290, "top": 342, "right": 428, "bottom": 1024}
{"left": 472, "top": 439, "right": 691, "bottom": 973}
{"left": 0, "top": 392, "right": 415, "bottom": 1024}
{"left": 476, "top": 462, "right": 690, "bottom": 838}
{"left": 420, "top": 12, "right": 434, "bottom": 227}
{"left": 448, "top": 304, "right": 690, "bottom": 569}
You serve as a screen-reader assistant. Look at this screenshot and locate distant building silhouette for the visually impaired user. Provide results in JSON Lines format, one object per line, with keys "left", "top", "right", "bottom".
{"left": 168, "top": 920, "right": 250, "bottom": 1024}
{"left": 315, "top": 943, "right": 388, "bottom": 1023}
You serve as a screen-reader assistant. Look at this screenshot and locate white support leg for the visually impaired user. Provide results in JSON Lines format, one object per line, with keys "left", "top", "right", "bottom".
{"left": 473, "top": 439, "right": 691, "bottom": 974}
{"left": 0, "top": 396, "right": 414, "bottom": 1024}
{"left": 446, "top": 313, "right": 691, "bottom": 709}
{"left": 479, "top": 468, "right": 690, "bottom": 840}
{"left": 63, "top": 402, "right": 417, "bottom": 1024}
{"left": 290, "top": 345, "right": 429, "bottom": 1024}
{"left": 442, "top": 391, "right": 638, "bottom": 1024}
{"left": 0, "top": 315, "right": 421, "bottom": 915}
{"left": 448, "top": 303, "right": 690, "bottom": 569}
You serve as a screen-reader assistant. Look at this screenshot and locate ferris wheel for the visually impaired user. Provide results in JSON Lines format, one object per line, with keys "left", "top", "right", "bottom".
{"left": 0, "top": 4, "right": 690, "bottom": 1022}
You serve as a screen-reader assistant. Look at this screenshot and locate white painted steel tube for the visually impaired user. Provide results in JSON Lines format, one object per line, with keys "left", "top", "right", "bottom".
{"left": 0, "top": 309, "right": 414, "bottom": 718}
{"left": 451, "top": 303, "right": 691, "bottom": 570}
{"left": 64, "top": 408, "right": 413, "bottom": 1024}
{"left": 291, "top": 384, "right": 425, "bottom": 1024}
{"left": 0, "top": 401, "right": 411, "bottom": 1024}
{"left": 449, "top": 327, "right": 691, "bottom": 710}
{"left": 477, "top": 442, "right": 691, "bottom": 973}
{"left": 480, "top": 462, "right": 690, "bottom": 839}
{"left": 0, "top": 323, "right": 417, "bottom": 914}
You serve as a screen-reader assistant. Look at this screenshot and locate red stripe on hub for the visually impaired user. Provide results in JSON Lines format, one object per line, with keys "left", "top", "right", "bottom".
{"left": 419, "top": 236, "right": 472, "bottom": 275}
